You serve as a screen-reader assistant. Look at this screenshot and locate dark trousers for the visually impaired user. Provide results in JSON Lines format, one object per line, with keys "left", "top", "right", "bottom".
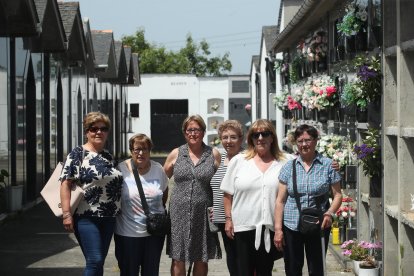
{"left": 218, "top": 223, "right": 238, "bottom": 276}
{"left": 234, "top": 228, "right": 277, "bottom": 276}
{"left": 74, "top": 216, "right": 116, "bottom": 276}
{"left": 114, "top": 233, "right": 165, "bottom": 276}
{"left": 282, "top": 226, "right": 331, "bottom": 276}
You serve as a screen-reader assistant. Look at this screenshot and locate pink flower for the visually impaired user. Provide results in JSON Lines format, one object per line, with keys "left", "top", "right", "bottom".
{"left": 287, "top": 96, "right": 302, "bottom": 110}
{"left": 245, "top": 104, "right": 252, "bottom": 111}
{"left": 319, "top": 90, "right": 324, "bottom": 95}
{"left": 326, "top": 86, "right": 337, "bottom": 97}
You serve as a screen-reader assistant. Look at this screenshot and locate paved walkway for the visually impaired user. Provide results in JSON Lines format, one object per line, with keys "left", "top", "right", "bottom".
{"left": 0, "top": 201, "right": 354, "bottom": 275}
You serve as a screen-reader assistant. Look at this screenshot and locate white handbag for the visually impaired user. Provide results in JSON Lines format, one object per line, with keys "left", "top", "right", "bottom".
{"left": 41, "top": 162, "right": 84, "bottom": 217}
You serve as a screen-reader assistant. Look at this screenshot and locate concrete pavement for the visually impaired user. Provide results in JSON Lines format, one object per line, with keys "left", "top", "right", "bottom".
{"left": 0, "top": 201, "right": 354, "bottom": 275}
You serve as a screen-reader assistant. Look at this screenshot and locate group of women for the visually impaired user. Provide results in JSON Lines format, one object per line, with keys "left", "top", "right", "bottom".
{"left": 59, "top": 111, "right": 342, "bottom": 276}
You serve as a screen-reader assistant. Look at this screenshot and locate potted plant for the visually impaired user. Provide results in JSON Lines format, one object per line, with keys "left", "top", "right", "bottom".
{"left": 341, "top": 239, "right": 382, "bottom": 275}
{"left": 353, "top": 128, "right": 381, "bottom": 197}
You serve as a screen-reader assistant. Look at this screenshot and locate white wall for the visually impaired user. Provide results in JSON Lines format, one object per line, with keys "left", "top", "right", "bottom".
{"left": 127, "top": 74, "right": 231, "bottom": 145}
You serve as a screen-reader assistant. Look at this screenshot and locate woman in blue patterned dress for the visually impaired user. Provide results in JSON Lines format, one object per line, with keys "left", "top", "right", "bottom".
{"left": 60, "top": 112, "right": 123, "bottom": 276}
{"left": 164, "top": 115, "right": 222, "bottom": 276}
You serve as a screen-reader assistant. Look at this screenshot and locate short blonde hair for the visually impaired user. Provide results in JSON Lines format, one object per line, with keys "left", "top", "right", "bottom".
{"left": 129, "top": 133, "right": 153, "bottom": 152}
{"left": 181, "top": 114, "right": 206, "bottom": 133}
{"left": 245, "top": 119, "right": 285, "bottom": 160}
{"left": 83, "top": 112, "right": 111, "bottom": 133}
{"left": 218, "top": 120, "right": 244, "bottom": 138}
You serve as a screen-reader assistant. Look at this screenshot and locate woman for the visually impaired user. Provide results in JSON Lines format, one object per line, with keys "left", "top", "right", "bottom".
{"left": 210, "top": 120, "right": 244, "bottom": 276}
{"left": 114, "top": 134, "right": 169, "bottom": 276}
{"left": 221, "top": 119, "right": 291, "bottom": 276}
{"left": 60, "top": 112, "right": 123, "bottom": 276}
{"left": 274, "top": 124, "right": 342, "bottom": 276}
{"left": 164, "top": 114, "right": 222, "bottom": 276}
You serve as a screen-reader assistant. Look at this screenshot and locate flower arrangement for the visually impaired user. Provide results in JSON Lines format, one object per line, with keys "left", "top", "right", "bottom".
{"left": 335, "top": 196, "right": 357, "bottom": 227}
{"left": 302, "top": 75, "right": 338, "bottom": 110}
{"left": 210, "top": 120, "right": 219, "bottom": 129}
{"left": 210, "top": 102, "right": 220, "bottom": 112}
{"left": 244, "top": 103, "right": 252, "bottom": 112}
{"left": 210, "top": 136, "right": 221, "bottom": 146}
{"left": 353, "top": 128, "right": 381, "bottom": 177}
{"left": 273, "top": 89, "right": 289, "bottom": 111}
{"left": 341, "top": 54, "right": 381, "bottom": 110}
{"left": 337, "top": 1, "right": 368, "bottom": 37}
{"left": 341, "top": 239, "right": 382, "bottom": 262}
{"left": 317, "top": 134, "right": 356, "bottom": 169}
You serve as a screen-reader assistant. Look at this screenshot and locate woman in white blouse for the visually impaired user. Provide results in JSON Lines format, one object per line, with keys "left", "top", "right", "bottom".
{"left": 221, "top": 119, "right": 292, "bottom": 276}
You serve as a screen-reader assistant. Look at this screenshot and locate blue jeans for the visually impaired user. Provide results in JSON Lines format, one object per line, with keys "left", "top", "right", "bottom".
{"left": 114, "top": 233, "right": 165, "bottom": 276}
{"left": 74, "top": 216, "right": 116, "bottom": 276}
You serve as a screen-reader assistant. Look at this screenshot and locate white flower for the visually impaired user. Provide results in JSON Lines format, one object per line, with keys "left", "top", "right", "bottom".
{"left": 342, "top": 211, "right": 349, "bottom": 218}
{"left": 350, "top": 211, "right": 356, "bottom": 217}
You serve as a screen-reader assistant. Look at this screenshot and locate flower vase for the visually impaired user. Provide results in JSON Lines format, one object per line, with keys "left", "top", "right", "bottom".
{"left": 359, "top": 267, "right": 379, "bottom": 276}
{"left": 353, "top": 260, "right": 363, "bottom": 275}
{"left": 332, "top": 227, "right": 341, "bottom": 245}
{"left": 318, "top": 110, "right": 328, "bottom": 123}
{"left": 369, "top": 174, "right": 381, "bottom": 198}
{"left": 356, "top": 108, "right": 368, "bottom": 123}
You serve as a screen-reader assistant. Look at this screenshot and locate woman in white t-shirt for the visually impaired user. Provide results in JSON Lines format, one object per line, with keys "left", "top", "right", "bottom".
{"left": 221, "top": 119, "right": 292, "bottom": 276}
{"left": 114, "top": 134, "right": 169, "bottom": 276}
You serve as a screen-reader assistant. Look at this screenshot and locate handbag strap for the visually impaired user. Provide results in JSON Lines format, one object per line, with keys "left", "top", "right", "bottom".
{"left": 131, "top": 159, "right": 150, "bottom": 216}
{"left": 291, "top": 159, "right": 302, "bottom": 212}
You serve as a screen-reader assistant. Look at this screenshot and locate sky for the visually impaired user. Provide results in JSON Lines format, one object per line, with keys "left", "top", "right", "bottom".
{"left": 74, "top": 0, "right": 281, "bottom": 75}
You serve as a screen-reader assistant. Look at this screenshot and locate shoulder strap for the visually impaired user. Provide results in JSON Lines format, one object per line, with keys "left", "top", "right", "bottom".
{"left": 292, "top": 159, "right": 302, "bottom": 211}
{"left": 131, "top": 160, "right": 150, "bottom": 216}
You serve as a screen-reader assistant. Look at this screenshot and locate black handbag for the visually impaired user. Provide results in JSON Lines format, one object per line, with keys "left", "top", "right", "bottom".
{"left": 131, "top": 160, "right": 170, "bottom": 236}
{"left": 292, "top": 159, "right": 323, "bottom": 235}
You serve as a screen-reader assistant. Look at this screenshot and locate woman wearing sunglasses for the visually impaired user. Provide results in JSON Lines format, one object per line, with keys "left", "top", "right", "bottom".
{"left": 60, "top": 112, "right": 123, "bottom": 276}
{"left": 221, "top": 119, "right": 291, "bottom": 276}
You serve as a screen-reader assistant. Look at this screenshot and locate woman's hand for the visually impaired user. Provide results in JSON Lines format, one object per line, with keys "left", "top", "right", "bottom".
{"left": 62, "top": 212, "right": 74, "bottom": 232}
{"left": 331, "top": 160, "right": 340, "bottom": 172}
{"left": 321, "top": 213, "right": 333, "bottom": 229}
{"left": 274, "top": 229, "right": 284, "bottom": 251}
{"left": 225, "top": 219, "right": 234, "bottom": 239}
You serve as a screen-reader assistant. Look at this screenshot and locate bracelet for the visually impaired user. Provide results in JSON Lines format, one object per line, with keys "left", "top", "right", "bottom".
{"left": 62, "top": 212, "right": 72, "bottom": 219}
{"left": 225, "top": 216, "right": 232, "bottom": 220}
{"left": 323, "top": 211, "right": 334, "bottom": 218}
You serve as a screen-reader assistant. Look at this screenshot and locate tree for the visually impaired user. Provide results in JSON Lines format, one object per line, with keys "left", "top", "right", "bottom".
{"left": 122, "top": 28, "right": 232, "bottom": 76}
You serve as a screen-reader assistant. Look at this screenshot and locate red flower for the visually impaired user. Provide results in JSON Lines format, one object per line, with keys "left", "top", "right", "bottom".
{"left": 326, "top": 86, "right": 337, "bottom": 97}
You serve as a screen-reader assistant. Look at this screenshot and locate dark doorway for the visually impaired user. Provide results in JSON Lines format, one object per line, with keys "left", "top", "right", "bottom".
{"left": 150, "top": 100, "right": 188, "bottom": 152}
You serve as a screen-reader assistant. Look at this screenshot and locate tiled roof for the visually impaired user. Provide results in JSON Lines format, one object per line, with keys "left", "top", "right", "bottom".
{"left": 34, "top": 0, "right": 47, "bottom": 23}
{"left": 0, "top": 0, "right": 39, "bottom": 36}
{"left": 91, "top": 30, "right": 113, "bottom": 67}
{"left": 263, "top": 25, "right": 279, "bottom": 52}
{"left": 57, "top": 1, "right": 78, "bottom": 42}
{"left": 124, "top": 46, "right": 132, "bottom": 71}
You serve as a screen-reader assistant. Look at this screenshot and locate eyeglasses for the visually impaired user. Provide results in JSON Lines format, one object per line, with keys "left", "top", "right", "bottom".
{"left": 221, "top": 135, "right": 240, "bottom": 142}
{"left": 185, "top": 128, "right": 203, "bottom": 134}
{"left": 252, "top": 131, "right": 272, "bottom": 139}
{"left": 88, "top": 126, "right": 109, "bottom": 133}
{"left": 296, "top": 138, "right": 314, "bottom": 145}
{"left": 132, "top": 148, "right": 149, "bottom": 154}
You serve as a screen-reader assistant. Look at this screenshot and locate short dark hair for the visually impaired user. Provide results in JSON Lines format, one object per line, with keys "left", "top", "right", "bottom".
{"left": 294, "top": 124, "right": 319, "bottom": 140}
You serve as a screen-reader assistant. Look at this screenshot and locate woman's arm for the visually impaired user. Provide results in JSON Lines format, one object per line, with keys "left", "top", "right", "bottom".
{"left": 274, "top": 182, "right": 288, "bottom": 251}
{"left": 321, "top": 181, "right": 342, "bottom": 229}
{"left": 223, "top": 192, "right": 234, "bottom": 239}
{"left": 212, "top": 148, "right": 221, "bottom": 171}
{"left": 60, "top": 179, "right": 74, "bottom": 232}
{"left": 163, "top": 148, "right": 178, "bottom": 179}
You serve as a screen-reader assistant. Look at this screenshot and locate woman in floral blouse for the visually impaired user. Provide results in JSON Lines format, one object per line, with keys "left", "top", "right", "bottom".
{"left": 60, "top": 112, "right": 123, "bottom": 276}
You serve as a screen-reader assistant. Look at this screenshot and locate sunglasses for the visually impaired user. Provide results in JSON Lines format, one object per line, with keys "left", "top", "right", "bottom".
{"left": 252, "top": 131, "right": 272, "bottom": 139}
{"left": 88, "top": 126, "right": 109, "bottom": 133}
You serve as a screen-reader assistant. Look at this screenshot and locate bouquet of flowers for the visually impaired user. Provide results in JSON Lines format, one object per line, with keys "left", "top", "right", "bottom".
{"left": 337, "top": 1, "right": 368, "bottom": 37}
{"left": 273, "top": 89, "right": 289, "bottom": 111}
{"left": 211, "top": 102, "right": 220, "bottom": 112}
{"left": 353, "top": 128, "right": 381, "bottom": 177}
{"left": 335, "top": 196, "right": 357, "bottom": 227}
{"left": 317, "top": 134, "right": 356, "bottom": 169}
{"left": 210, "top": 136, "right": 221, "bottom": 146}
{"left": 302, "top": 75, "right": 338, "bottom": 110}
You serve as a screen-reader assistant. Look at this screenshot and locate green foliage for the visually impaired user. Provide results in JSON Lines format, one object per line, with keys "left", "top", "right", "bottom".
{"left": 122, "top": 29, "right": 232, "bottom": 76}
